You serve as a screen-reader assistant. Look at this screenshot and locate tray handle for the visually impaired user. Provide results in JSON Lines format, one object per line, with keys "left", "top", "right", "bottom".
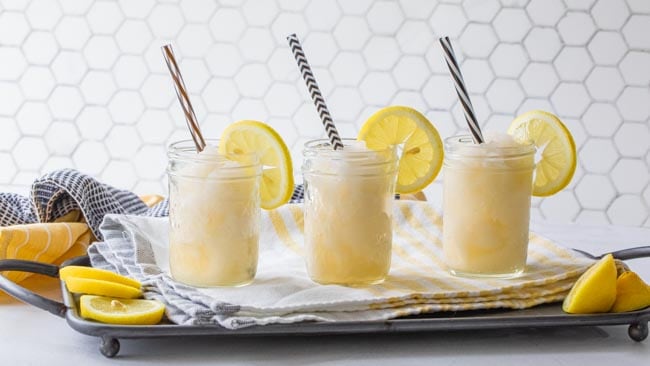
{"left": 611, "top": 246, "right": 650, "bottom": 260}
{"left": 0, "top": 259, "right": 66, "bottom": 318}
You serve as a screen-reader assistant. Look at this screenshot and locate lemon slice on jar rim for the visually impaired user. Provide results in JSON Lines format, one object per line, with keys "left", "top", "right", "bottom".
{"left": 357, "top": 106, "right": 444, "bottom": 194}
{"left": 219, "top": 120, "right": 294, "bottom": 210}
{"left": 507, "top": 110, "right": 577, "bottom": 197}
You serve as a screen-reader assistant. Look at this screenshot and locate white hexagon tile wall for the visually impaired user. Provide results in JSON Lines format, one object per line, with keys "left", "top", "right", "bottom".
{"left": 0, "top": 0, "right": 648, "bottom": 227}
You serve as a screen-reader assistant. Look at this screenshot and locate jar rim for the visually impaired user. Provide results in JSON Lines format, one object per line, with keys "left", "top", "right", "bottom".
{"left": 168, "top": 139, "right": 260, "bottom": 172}
{"left": 444, "top": 135, "right": 536, "bottom": 158}
{"left": 303, "top": 138, "right": 395, "bottom": 156}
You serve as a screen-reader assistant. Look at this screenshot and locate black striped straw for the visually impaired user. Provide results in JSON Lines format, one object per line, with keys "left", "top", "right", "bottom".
{"left": 439, "top": 37, "right": 484, "bottom": 144}
{"left": 286, "top": 33, "right": 344, "bottom": 150}
{"left": 162, "top": 44, "right": 206, "bottom": 152}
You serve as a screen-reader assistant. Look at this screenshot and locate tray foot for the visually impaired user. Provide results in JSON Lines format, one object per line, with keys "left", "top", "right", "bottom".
{"left": 628, "top": 321, "right": 648, "bottom": 342}
{"left": 100, "top": 337, "right": 120, "bottom": 358}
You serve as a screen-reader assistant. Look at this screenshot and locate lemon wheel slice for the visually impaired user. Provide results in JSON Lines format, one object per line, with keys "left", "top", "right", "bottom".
{"left": 507, "top": 110, "right": 577, "bottom": 197}
{"left": 65, "top": 277, "right": 142, "bottom": 299}
{"left": 219, "top": 120, "right": 294, "bottom": 210}
{"left": 562, "top": 254, "right": 617, "bottom": 314}
{"left": 60, "top": 266, "right": 141, "bottom": 290}
{"left": 357, "top": 106, "right": 443, "bottom": 194}
{"left": 80, "top": 295, "right": 165, "bottom": 325}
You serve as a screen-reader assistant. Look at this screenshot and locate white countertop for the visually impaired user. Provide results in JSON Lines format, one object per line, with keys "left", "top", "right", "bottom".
{"left": 1, "top": 221, "right": 649, "bottom": 365}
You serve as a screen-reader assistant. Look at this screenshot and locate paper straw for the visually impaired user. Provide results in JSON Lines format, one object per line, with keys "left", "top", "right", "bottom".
{"left": 439, "top": 37, "right": 484, "bottom": 144}
{"left": 286, "top": 33, "right": 344, "bottom": 150}
{"left": 161, "top": 44, "right": 206, "bottom": 152}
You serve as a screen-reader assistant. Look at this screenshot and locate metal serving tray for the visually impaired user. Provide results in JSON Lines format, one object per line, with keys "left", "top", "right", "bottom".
{"left": 1, "top": 254, "right": 649, "bottom": 359}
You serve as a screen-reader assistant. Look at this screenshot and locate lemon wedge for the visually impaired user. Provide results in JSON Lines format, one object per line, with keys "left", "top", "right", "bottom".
{"left": 60, "top": 266, "right": 141, "bottom": 290}
{"left": 357, "top": 106, "right": 443, "bottom": 194}
{"left": 80, "top": 295, "right": 165, "bottom": 325}
{"left": 611, "top": 271, "right": 650, "bottom": 313}
{"left": 65, "top": 277, "right": 142, "bottom": 299}
{"left": 507, "top": 110, "right": 577, "bottom": 197}
{"left": 219, "top": 120, "right": 294, "bottom": 210}
{"left": 562, "top": 254, "right": 617, "bottom": 314}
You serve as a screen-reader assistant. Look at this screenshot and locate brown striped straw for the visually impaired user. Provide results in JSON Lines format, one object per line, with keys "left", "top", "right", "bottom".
{"left": 161, "top": 44, "right": 206, "bottom": 152}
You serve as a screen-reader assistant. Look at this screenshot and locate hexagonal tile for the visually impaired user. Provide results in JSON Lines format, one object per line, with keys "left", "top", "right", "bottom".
{"left": 231, "top": 98, "right": 269, "bottom": 122}
{"left": 112, "top": 55, "right": 148, "bottom": 90}
{"left": 180, "top": 0, "right": 217, "bottom": 22}
{"left": 59, "top": 0, "right": 93, "bottom": 15}
{"left": 423, "top": 75, "right": 457, "bottom": 110}
{"left": 0, "top": 117, "right": 20, "bottom": 150}
{"left": 645, "top": 185, "right": 650, "bottom": 208}
{"left": 178, "top": 59, "right": 210, "bottom": 94}
{"left": 334, "top": 16, "right": 371, "bottom": 50}
{"left": 55, "top": 16, "right": 91, "bottom": 50}
{"left": 486, "top": 79, "right": 525, "bottom": 114}
{"left": 489, "top": 44, "right": 529, "bottom": 78}
{"left": 580, "top": 138, "right": 618, "bottom": 173}
{"left": 462, "top": 0, "right": 500, "bottom": 22}
{"left": 234, "top": 64, "right": 272, "bottom": 98}
{"left": 0, "top": 82, "right": 23, "bottom": 117}
{"left": 553, "top": 47, "right": 594, "bottom": 82}
{"left": 13, "top": 137, "right": 48, "bottom": 171}
{"left": 19, "top": 67, "right": 55, "bottom": 101}
{"left": 399, "top": 0, "right": 436, "bottom": 19}
{"left": 517, "top": 98, "right": 554, "bottom": 116}
{"left": 87, "top": 1, "right": 123, "bottom": 34}
{"left": 592, "top": 0, "right": 630, "bottom": 30}
{"left": 558, "top": 12, "right": 597, "bottom": 45}
{"left": 607, "top": 195, "right": 648, "bottom": 226}
{"left": 80, "top": 71, "right": 117, "bottom": 105}
{"left": 13, "top": 172, "right": 39, "bottom": 187}
{"left": 539, "top": 191, "right": 580, "bottom": 223}
{"left": 266, "top": 117, "right": 298, "bottom": 147}
{"left": 396, "top": 21, "right": 434, "bottom": 55}
{"left": 366, "top": 1, "right": 404, "bottom": 34}
{"left": 118, "top": 0, "right": 154, "bottom": 18}
{"left": 133, "top": 180, "right": 165, "bottom": 196}
{"left": 392, "top": 56, "right": 429, "bottom": 90}
{"left": 47, "top": 86, "right": 83, "bottom": 120}
{"left": 301, "top": 32, "right": 338, "bottom": 67}
{"left": 26, "top": 0, "right": 62, "bottom": 30}
{"left": 83, "top": 36, "right": 120, "bottom": 70}
{"left": 242, "top": 0, "right": 277, "bottom": 26}
{"left": 73, "top": 142, "right": 109, "bottom": 175}
{"left": 239, "top": 28, "right": 275, "bottom": 62}
{"left": 106, "top": 126, "right": 142, "bottom": 159}
{"left": 458, "top": 23, "right": 498, "bottom": 58}
{"left": 16, "top": 102, "right": 51, "bottom": 136}
{"left": 108, "top": 91, "right": 145, "bottom": 124}
{"left": 44, "top": 122, "right": 79, "bottom": 156}
{"left": 101, "top": 161, "right": 138, "bottom": 190}
{"left": 327, "top": 87, "right": 364, "bottom": 123}
{"left": 587, "top": 31, "right": 627, "bottom": 66}
{"left": 611, "top": 159, "right": 649, "bottom": 194}
{"left": 271, "top": 13, "right": 308, "bottom": 42}
{"left": 454, "top": 95, "right": 491, "bottom": 128}
{"left": 524, "top": 28, "right": 562, "bottom": 62}
{"left": 202, "top": 78, "right": 239, "bottom": 113}
{"left": 139, "top": 75, "right": 173, "bottom": 109}
{"left": 585, "top": 67, "right": 624, "bottom": 101}
{"left": 0, "top": 12, "right": 30, "bottom": 45}
{"left": 391, "top": 91, "right": 427, "bottom": 112}
{"left": 359, "top": 72, "right": 397, "bottom": 105}
{"left": 363, "top": 37, "right": 400, "bottom": 71}
{"left": 264, "top": 83, "right": 302, "bottom": 118}
{"left": 575, "top": 210, "right": 611, "bottom": 225}
{"left": 520, "top": 63, "right": 559, "bottom": 97}
{"left": 267, "top": 48, "right": 298, "bottom": 82}
{"left": 330, "top": 52, "right": 366, "bottom": 86}
{"left": 550, "top": 83, "right": 590, "bottom": 118}
{"left": 575, "top": 174, "right": 616, "bottom": 209}
{"left": 22, "top": 31, "right": 58, "bottom": 65}
{"left": 459, "top": 59, "right": 494, "bottom": 94}
{"left": 619, "top": 51, "right": 650, "bottom": 86}
{"left": 304, "top": 0, "right": 341, "bottom": 31}
{"left": 627, "top": 0, "right": 650, "bottom": 13}
{"left": 622, "top": 15, "right": 650, "bottom": 49}
{"left": 116, "top": 20, "right": 153, "bottom": 54}
{"left": 137, "top": 110, "right": 174, "bottom": 144}
{"left": 293, "top": 103, "right": 328, "bottom": 138}
{"left": 616, "top": 87, "right": 650, "bottom": 122}
{"left": 148, "top": 4, "right": 184, "bottom": 38}
{"left": 425, "top": 110, "right": 456, "bottom": 137}
{"left": 526, "top": 0, "right": 565, "bottom": 26}
{"left": 429, "top": 3, "right": 467, "bottom": 38}
{"left": 583, "top": 103, "right": 622, "bottom": 137}
{"left": 177, "top": 24, "right": 213, "bottom": 58}
{"left": 0, "top": 153, "right": 17, "bottom": 184}
{"left": 51, "top": 51, "right": 88, "bottom": 85}
{"left": 76, "top": 107, "right": 112, "bottom": 140}
{"left": 209, "top": 8, "right": 246, "bottom": 42}
{"left": 493, "top": 8, "right": 532, "bottom": 42}
{"left": 614, "top": 123, "right": 650, "bottom": 158}
{"left": 0, "top": 47, "right": 27, "bottom": 81}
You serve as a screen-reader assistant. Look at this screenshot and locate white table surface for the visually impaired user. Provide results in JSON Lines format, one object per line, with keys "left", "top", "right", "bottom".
{"left": 1, "top": 221, "right": 649, "bottom": 365}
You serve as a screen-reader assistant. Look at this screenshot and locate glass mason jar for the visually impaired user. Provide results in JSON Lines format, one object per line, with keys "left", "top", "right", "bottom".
{"left": 442, "top": 135, "right": 536, "bottom": 278}
{"left": 167, "top": 140, "right": 261, "bottom": 287}
{"left": 302, "top": 139, "right": 398, "bottom": 286}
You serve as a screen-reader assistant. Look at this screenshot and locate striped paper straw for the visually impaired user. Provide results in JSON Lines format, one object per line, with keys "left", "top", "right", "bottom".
{"left": 161, "top": 44, "right": 206, "bottom": 152}
{"left": 286, "top": 33, "right": 344, "bottom": 150}
{"left": 439, "top": 37, "right": 484, "bottom": 144}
